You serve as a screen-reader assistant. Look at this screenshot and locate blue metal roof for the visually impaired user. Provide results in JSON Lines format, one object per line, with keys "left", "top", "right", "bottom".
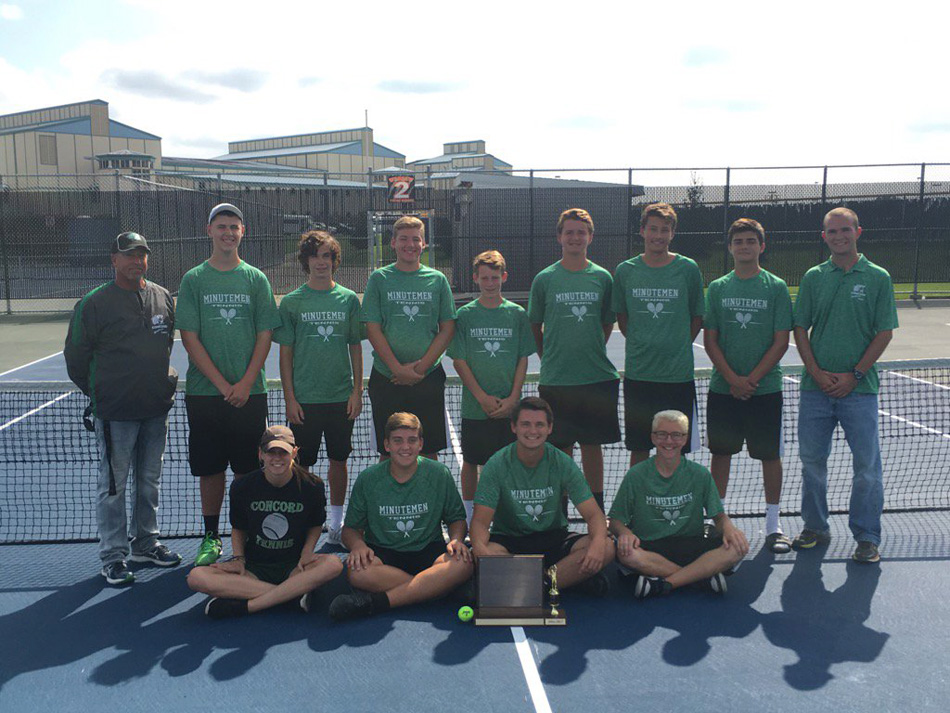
{"left": 216, "top": 140, "right": 406, "bottom": 162}
{"left": 108, "top": 119, "right": 161, "bottom": 141}
{"left": 0, "top": 115, "right": 160, "bottom": 140}
{"left": 411, "top": 152, "right": 513, "bottom": 169}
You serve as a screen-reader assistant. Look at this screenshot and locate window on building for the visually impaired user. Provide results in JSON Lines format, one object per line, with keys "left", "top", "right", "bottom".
{"left": 39, "top": 135, "right": 58, "bottom": 166}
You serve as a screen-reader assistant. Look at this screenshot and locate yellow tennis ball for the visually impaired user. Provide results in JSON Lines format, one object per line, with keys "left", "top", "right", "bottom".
{"left": 458, "top": 605, "right": 474, "bottom": 622}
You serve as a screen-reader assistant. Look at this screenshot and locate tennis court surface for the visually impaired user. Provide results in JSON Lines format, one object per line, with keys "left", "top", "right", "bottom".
{"left": 1, "top": 357, "right": 949, "bottom": 711}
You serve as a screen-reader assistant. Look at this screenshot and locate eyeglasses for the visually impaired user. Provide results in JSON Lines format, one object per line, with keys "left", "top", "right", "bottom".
{"left": 652, "top": 431, "right": 687, "bottom": 440}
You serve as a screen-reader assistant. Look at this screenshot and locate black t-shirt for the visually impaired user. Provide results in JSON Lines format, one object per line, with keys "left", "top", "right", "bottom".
{"left": 229, "top": 469, "right": 326, "bottom": 566}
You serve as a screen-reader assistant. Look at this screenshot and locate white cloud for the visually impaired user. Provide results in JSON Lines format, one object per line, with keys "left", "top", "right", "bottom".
{"left": 0, "top": 4, "right": 23, "bottom": 20}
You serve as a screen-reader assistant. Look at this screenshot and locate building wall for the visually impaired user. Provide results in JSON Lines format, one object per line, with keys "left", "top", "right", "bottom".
{"left": 229, "top": 128, "right": 371, "bottom": 154}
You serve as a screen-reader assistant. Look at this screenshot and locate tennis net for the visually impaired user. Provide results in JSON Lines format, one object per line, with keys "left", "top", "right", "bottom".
{"left": 1, "top": 359, "right": 948, "bottom": 543}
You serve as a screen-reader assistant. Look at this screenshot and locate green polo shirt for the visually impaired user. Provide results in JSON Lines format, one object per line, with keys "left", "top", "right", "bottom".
{"left": 527, "top": 261, "right": 619, "bottom": 386}
{"left": 612, "top": 254, "right": 704, "bottom": 382}
{"left": 793, "top": 255, "right": 898, "bottom": 394}
{"left": 360, "top": 264, "right": 456, "bottom": 379}
{"left": 705, "top": 269, "right": 793, "bottom": 395}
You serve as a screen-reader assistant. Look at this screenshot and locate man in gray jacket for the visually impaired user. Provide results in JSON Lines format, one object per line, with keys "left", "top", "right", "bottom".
{"left": 65, "top": 232, "right": 181, "bottom": 585}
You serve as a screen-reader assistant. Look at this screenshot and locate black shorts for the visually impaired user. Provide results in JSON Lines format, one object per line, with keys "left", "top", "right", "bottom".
{"left": 368, "top": 366, "right": 447, "bottom": 454}
{"left": 371, "top": 539, "right": 447, "bottom": 576}
{"left": 489, "top": 528, "right": 585, "bottom": 569}
{"left": 245, "top": 558, "right": 296, "bottom": 585}
{"left": 461, "top": 418, "right": 515, "bottom": 466}
{"left": 185, "top": 393, "right": 268, "bottom": 477}
{"left": 537, "top": 379, "right": 620, "bottom": 448}
{"left": 707, "top": 391, "right": 783, "bottom": 461}
{"left": 623, "top": 379, "right": 697, "bottom": 453}
{"left": 639, "top": 535, "right": 723, "bottom": 567}
{"left": 290, "top": 401, "right": 355, "bottom": 465}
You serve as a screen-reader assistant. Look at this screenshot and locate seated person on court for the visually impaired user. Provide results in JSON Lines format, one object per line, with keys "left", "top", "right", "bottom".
{"left": 187, "top": 426, "right": 343, "bottom": 618}
{"left": 329, "top": 412, "right": 472, "bottom": 621}
{"left": 608, "top": 410, "right": 749, "bottom": 598}
{"left": 470, "top": 397, "right": 615, "bottom": 594}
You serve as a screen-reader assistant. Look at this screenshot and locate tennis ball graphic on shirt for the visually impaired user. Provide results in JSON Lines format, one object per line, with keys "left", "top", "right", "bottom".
{"left": 262, "top": 513, "right": 289, "bottom": 539}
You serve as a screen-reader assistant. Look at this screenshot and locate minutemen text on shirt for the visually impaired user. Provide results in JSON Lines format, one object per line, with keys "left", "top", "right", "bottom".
{"left": 360, "top": 264, "right": 456, "bottom": 379}
{"left": 176, "top": 261, "right": 281, "bottom": 396}
{"left": 273, "top": 283, "right": 362, "bottom": 403}
{"left": 527, "top": 261, "right": 618, "bottom": 386}
{"left": 447, "top": 299, "right": 536, "bottom": 419}
{"left": 612, "top": 254, "right": 704, "bottom": 382}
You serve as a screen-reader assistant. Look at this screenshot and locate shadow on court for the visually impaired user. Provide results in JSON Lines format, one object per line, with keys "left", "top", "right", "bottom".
{"left": 761, "top": 548, "right": 887, "bottom": 691}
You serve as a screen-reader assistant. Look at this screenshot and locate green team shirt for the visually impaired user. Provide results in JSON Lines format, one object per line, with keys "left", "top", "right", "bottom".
{"left": 527, "top": 261, "right": 619, "bottom": 386}
{"left": 793, "top": 255, "right": 899, "bottom": 394}
{"left": 608, "top": 456, "right": 723, "bottom": 542}
{"left": 273, "top": 283, "right": 362, "bottom": 404}
{"left": 447, "top": 299, "right": 536, "bottom": 420}
{"left": 475, "top": 442, "right": 593, "bottom": 536}
{"left": 612, "top": 254, "right": 704, "bottom": 382}
{"left": 345, "top": 457, "right": 465, "bottom": 552}
{"left": 705, "top": 269, "right": 793, "bottom": 395}
{"left": 176, "top": 261, "right": 281, "bottom": 396}
{"left": 360, "top": 264, "right": 456, "bottom": 379}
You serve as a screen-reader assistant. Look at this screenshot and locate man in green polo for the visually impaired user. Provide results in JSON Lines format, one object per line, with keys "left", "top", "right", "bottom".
{"left": 792, "top": 207, "right": 898, "bottom": 563}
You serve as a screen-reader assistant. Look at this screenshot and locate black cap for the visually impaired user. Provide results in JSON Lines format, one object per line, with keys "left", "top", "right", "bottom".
{"left": 112, "top": 232, "right": 150, "bottom": 254}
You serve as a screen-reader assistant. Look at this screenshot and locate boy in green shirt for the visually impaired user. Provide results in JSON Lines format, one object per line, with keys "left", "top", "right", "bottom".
{"left": 792, "top": 207, "right": 898, "bottom": 563}
{"left": 528, "top": 208, "right": 620, "bottom": 509}
{"left": 470, "top": 397, "right": 614, "bottom": 594}
{"left": 274, "top": 231, "right": 363, "bottom": 545}
{"left": 704, "top": 219, "right": 793, "bottom": 553}
{"left": 449, "top": 250, "right": 535, "bottom": 525}
{"left": 329, "top": 413, "right": 472, "bottom": 621}
{"left": 361, "top": 216, "right": 456, "bottom": 460}
{"left": 613, "top": 203, "right": 704, "bottom": 466}
{"left": 177, "top": 203, "right": 282, "bottom": 566}
{"left": 609, "top": 410, "right": 748, "bottom": 598}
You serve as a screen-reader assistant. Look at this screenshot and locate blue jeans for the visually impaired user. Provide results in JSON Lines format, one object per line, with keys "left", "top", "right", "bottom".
{"left": 95, "top": 415, "right": 169, "bottom": 564}
{"left": 798, "top": 390, "right": 883, "bottom": 544}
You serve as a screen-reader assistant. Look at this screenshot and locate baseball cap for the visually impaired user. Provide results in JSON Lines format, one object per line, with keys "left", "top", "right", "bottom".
{"left": 112, "top": 232, "right": 150, "bottom": 254}
{"left": 208, "top": 203, "right": 244, "bottom": 225}
{"left": 260, "top": 425, "right": 296, "bottom": 453}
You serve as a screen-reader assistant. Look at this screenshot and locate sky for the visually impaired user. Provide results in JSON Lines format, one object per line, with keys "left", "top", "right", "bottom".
{"left": 1, "top": 0, "right": 949, "bottom": 185}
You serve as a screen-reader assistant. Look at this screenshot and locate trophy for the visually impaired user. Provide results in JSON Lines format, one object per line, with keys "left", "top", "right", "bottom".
{"left": 473, "top": 555, "right": 567, "bottom": 626}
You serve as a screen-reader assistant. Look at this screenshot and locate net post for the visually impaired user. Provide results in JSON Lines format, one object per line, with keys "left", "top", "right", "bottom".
{"left": 721, "top": 167, "right": 731, "bottom": 274}
{"left": 0, "top": 188, "right": 12, "bottom": 314}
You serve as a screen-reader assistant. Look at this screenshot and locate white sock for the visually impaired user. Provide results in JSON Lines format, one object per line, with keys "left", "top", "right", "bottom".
{"left": 765, "top": 503, "right": 781, "bottom": 535}
{"left": 329, "top": 505, "right": 344, "bottom": 531}
{"left": 719, "top": 496, "right": 728, "bottom": 515}
{"left": 464, "top": 500, "right": 474, "bottom": 526}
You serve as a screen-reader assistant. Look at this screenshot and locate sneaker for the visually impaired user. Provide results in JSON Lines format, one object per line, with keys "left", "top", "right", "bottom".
{"left": 328, "top": 591, "right": 375, "bottom": 622}
{"left": 852, "top": 541, "right": 881, "bottom": 564}
{"left": 130, "top": 544, "right": 182, "bottom": 567}
{"left": 765, "top": 532, "right": 793, "bottom": 554}
{"left": 325, "top": 527, "right": 343, "bottom": 546}
{"left": 695, "top": 572, "right": 728, "bottom": 595}
{"left": 299, "top": 591, "right": 313, "bottom": 613}
{"left": 204, "top": 597, "right": 248, "bottom": 620}
{"left": 634, "top": 575, "right": 672, "bottom": 599}
{"left": 573, "top": 571, "right": 611, "bottom": 598}
{"left": 101, "top": 560, "right": 135, "bottom": 586}
{"left": 195, "top": 532, "right": 223, "bottom": 566}
{"left": 791, "top": 529, "right": 831, "bottom": 550}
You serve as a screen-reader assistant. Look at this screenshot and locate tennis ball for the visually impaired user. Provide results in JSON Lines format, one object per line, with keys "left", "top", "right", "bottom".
{"left": 458, "top": 605, "right": 474, "bottom": 623}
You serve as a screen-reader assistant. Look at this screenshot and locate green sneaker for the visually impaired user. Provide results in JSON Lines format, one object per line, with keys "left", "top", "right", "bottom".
{"left": 791, "top": 529, "right": 831, "bottom": 550}
{"left": 195, "top": 532, "right": 222, "bottom": 566}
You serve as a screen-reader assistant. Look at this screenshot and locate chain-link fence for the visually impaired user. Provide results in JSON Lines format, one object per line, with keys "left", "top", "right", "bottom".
{"left": 1, "top": 163, "right": 948, "bottom": 313}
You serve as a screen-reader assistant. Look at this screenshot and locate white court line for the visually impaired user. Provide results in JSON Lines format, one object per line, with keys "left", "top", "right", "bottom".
{"left": 888, "top": 370, "right": 950, "bottom": 391}
{"left": 0, "top": 391, "right": 73, "bottom": 432}
{"left": 0, "top": 351, "right": 63, "bottom": 378}
{"left": 511, "top": 626, "right": 553, "bottom": 713}
{"left": 445, "top": 409, "right": 465, "bottom": 473}
{"left": 879, "top": 409, "right": 950, "bottom": 440}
